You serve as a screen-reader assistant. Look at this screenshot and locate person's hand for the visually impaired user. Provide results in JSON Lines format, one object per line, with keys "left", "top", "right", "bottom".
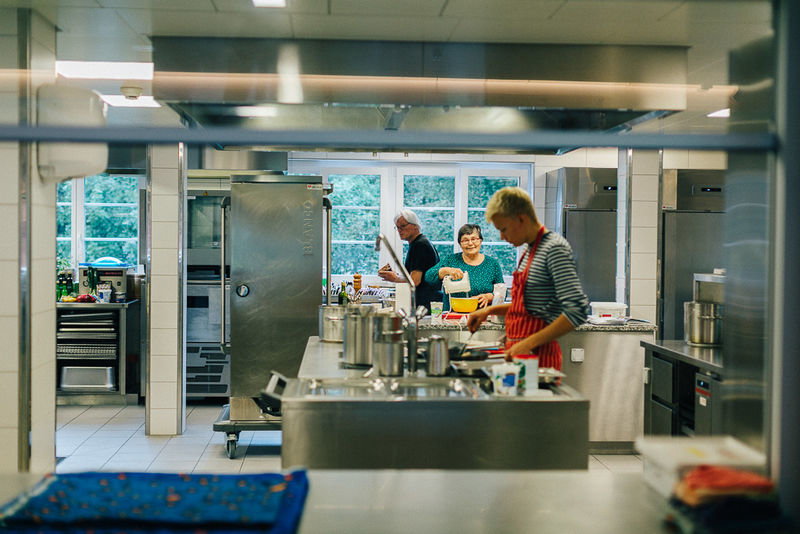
{"left": 467, "top": 307, "right": 490, "bottom": 333}
{"left": 440, "top": 267, "right": 464, "bottom": 280}
{"left": 378, "top": 269, "right": 397, "bottom": 282}
{"left": 476, "top": 293, "right": 493, "bottom": 308}
{"left": 504, "top": 338, "right": 536, "bottom": 360}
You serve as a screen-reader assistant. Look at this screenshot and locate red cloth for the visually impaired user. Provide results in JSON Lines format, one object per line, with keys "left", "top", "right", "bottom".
{"left": 504, "top": 226, "right": 562, "bottom": 370}
{"left": 683, "top": 465, "right": 774, "bottom": 493}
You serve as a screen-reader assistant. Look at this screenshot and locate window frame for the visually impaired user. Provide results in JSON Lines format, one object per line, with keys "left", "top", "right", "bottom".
{"left": 289, "top": 158, "right": 531, "bottom": 284}
{"left": 56, "top": 174, "right": 145, "bottom": 269}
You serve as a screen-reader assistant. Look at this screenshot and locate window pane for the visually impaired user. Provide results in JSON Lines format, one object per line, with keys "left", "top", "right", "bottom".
{"left": 332, "top": 243, "right": 379, "bottom": 275}
{"left": 328, "top": 174, "right": 380, "bottom": 205}
{"left": 403, "top": 175, "right": 455, "bottom": 207}
{"left": 467, "top": 209, "right": 501, "bottom": 242}
{"left": 57, "top": 240, "right": 72, "bottom": 267}
{"left": 467, "top": 176, "right": 519, "bottom": 207}
{"left": 332, "top": 208, "right": 380, "bottom": 241}
{"left": 84, "top": 175, "right": 138, "bottom": 203}
{"left": 85, "top": 206, "right": 138, "bottom": 238}
{"left": 57, "top": 205, "right": 72, "bottom": 238}
{"left": 57, "top": 180, "right": 72, "bottom": 203}
{"left": 85, "top": 240, "right": 138, "bottom": 265}
{"left": 482, "top": 243, "right": 518, "bottom": 276}
{"left": 415, "top": 209, "right": 454, "bottom": 242}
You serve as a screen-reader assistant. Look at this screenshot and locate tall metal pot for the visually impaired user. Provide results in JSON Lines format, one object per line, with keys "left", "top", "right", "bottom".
{"left": 318, "top": 304, "right": 346, "bottom": 342}
{"left": 343, "top": 305, "right": 376, "bottom": 366}
{"left": 373, "top": 310, "right": 405, "bottom": 376}
{"left": 684, "top": 301, "right": 723, "bottom": 346}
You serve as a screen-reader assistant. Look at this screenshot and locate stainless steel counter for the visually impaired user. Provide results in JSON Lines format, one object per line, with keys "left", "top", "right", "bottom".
{"left": 0, "top": 471, "right": 670, "bottom": 533}
{"left": 641, "top": 339, "right": 723, "bottom": 373}
{"left": 284, "top": 337, "right": 589, "bottom": 470}
{"left": 418, "top": 316, "right": 658, "bottom": 335}
{"left": 299, "top": 470, "right": 669, "bottom": 534}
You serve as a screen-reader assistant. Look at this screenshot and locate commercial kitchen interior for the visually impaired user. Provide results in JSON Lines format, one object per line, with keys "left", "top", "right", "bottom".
{"left": 1, "top": 0, "right": 799, "bottom": 529}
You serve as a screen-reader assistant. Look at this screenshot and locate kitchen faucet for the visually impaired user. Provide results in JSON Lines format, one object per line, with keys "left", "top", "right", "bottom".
{"left": 375, "top": 234, "right": 419, "bottom": 374}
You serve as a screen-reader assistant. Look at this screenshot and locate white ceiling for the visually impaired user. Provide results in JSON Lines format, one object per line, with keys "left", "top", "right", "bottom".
{"left": 1, "top": 0, "right": 775, "bottom": 131}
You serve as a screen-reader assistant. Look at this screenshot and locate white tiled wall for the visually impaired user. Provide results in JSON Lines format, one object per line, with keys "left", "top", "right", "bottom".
{"left": 0, "top": 9, "right": 57, "bottom": 474}
{"left": 627, "top": 150, "right": 660, "bottom": 323}
{"left": 29, "top": 10, "right": 57, "bottom": 474}
{"left": 147, "top": 145, "right": 185, "bottom": 436}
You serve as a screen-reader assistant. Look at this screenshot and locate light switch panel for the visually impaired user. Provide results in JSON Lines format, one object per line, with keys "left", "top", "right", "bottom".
{"left": 570, "top": 348, "right": 585, "bottom": 363}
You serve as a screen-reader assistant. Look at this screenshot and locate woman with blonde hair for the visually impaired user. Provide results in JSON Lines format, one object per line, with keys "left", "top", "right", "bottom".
{"left": 467, "top": 187, "right": 588, "bottom": 370}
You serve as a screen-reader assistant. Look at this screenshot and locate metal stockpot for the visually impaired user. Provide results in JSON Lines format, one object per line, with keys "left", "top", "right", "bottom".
{"left": 373, "top": 311, "right": 405, "bottom": 376}
{"left": 318, "top": 305, "right": 346, "bottom": 342}
{"left": 426, "top": 335, "right": 450, "bottom": 376}
{"left": 684, "top": 301, "right": 723, "bottom": 347}
{"left": 343, "top": 306, "right": 376, "bottom": 366}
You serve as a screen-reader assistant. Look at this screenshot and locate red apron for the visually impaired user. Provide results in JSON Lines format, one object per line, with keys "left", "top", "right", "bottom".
{"left": 505, "top": 226, "right": 563, "bottom": 370}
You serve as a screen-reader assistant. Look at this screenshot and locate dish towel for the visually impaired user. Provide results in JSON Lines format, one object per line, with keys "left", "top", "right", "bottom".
{"left": 0, "top": 469, "right": 309, "bottom": 533}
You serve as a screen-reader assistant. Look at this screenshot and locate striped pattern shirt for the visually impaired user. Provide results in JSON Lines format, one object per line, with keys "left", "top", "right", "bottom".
{"left": 517, "top": 230, "right": 590, "bottom": 327}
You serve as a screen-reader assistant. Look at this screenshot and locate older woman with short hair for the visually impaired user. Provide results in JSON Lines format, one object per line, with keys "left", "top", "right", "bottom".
{"left": 424, "top": 223, "right": 504, "bottom": 310}
{"left": 466, "top": 187, "right": 588, "bottom": 370}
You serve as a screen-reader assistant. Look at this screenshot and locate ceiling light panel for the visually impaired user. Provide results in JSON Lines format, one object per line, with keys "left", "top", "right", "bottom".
{"left": 56, "top": 61, "right": 154, "bottom": 81}
{"left": 100, "top": 95, "right": 162, "bottom": 108}
{"left": 253, "top": 0, "right": 287, "bottom": 7}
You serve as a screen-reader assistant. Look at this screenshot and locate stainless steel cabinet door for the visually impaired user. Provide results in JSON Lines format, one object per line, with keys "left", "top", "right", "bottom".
{"left": 230, "top": 180, "right": 323, "bottom": 397}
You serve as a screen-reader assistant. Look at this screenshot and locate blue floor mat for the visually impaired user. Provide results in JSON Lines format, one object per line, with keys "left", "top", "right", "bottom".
{"left": 0, "top": 469, "right": 308, "bottom": 533}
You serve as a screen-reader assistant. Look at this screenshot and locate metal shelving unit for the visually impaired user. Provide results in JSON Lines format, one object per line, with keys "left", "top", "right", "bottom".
{"left": 56, "top": 300, "right": 139, "bottom": 405}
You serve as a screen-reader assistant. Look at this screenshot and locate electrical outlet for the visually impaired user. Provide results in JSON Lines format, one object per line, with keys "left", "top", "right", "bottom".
{"left": 570, "top": 348, "right": 585, "bottom": 363}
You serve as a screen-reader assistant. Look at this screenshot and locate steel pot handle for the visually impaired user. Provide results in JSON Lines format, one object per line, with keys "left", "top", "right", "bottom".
{"left": 380, "top": 329, "right": 405, "bottom": 335}
{"left": 325, "top": 316, "right": 344, "bottom": 321}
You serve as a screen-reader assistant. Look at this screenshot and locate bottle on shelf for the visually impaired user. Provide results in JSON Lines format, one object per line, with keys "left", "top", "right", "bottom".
{"left": 338, "top": 281, "right": 349, "bottom": 306}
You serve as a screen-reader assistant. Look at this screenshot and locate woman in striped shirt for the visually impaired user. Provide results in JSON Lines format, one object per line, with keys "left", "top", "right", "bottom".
{"left": 466, "top": 187, "right": 589, "bottom": 370}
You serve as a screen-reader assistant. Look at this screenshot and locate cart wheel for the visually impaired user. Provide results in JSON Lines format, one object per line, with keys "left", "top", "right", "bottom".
{"left": 225, "top": 433, "right": 239, "bottom": 459}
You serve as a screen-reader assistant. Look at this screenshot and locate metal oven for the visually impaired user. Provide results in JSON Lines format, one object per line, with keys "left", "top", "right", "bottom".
{"left": 186, "top": 280, "right": 231, "bottom": 398}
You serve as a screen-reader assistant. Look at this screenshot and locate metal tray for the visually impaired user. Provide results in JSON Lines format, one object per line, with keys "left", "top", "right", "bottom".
{"left": 60, "top": 366, "right": 116, "bottom": 391}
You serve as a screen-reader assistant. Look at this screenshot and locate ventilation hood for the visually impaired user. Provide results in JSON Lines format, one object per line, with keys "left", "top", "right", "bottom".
{"left": 152, "top": 37, "right": 694, "bottom": 155}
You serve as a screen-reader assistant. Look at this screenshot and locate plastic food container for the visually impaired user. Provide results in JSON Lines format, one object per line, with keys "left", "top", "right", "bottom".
{"left": 635, "top": 436, "right": 766, "bottom": 497}
{"left": 590, "top": 301, "right": 627, "bottom": 318}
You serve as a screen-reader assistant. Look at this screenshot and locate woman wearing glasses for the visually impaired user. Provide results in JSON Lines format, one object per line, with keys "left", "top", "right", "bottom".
{"left": 424, "top": 223, "right": 504, "bottom": 310}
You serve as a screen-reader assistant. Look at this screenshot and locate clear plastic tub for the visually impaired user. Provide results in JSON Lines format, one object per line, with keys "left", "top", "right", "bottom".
{"left": 590, "top": 301, "right": 627, "bottom": 318}
{"left": 635, "top": 436, "right": 766, "bottom": 497}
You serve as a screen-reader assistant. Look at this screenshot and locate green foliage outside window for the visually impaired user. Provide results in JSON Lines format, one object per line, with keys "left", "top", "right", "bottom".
{"left": 329, "top": 174, "right": 381, "bottom": 275}
{"left": 56, "top": 174, "right": 140, "bottom": 268}
{"left": 403, "top": 175, "right": 455, "bottom": 207}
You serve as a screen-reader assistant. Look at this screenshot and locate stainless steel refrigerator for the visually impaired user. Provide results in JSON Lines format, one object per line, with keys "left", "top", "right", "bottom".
{"left": 547, "top": 167, "right": 618, "bottom": 303}
{"left": 229, "top": 173, "right": 325, "bottom": 421}
{"left": 659, "top": 170, "right": 726, "bottom": 340}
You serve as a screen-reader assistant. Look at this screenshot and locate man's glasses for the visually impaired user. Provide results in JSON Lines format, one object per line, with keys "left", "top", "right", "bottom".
{"left": 396, "top": 222, "right": 412, "bottom": 230}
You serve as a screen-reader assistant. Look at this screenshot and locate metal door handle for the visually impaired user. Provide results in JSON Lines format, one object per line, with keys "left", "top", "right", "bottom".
{"left": 643, "top": 367, "right": 651, "bottom": 384}
{"left": 220, "top": 198, "right": 229, "bottom": 346}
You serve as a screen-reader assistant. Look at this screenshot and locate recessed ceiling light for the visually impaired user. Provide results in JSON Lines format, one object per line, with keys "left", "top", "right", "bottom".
{"left": 253, "top": 0, "right": 286, "bottom": 7}
{"left": 706, "top": 108, "right": 730, "bottom": 118}
{"left": 56, "top": 61, "right": 154, "bottom": 81}
{"left": 100, "top": 95, "right": 161, "bottom": 108}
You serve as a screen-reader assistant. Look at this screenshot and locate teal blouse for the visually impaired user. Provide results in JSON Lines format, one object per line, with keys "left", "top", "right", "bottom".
{"left": 424, "top": 253, "right": 505, "bottom": 309}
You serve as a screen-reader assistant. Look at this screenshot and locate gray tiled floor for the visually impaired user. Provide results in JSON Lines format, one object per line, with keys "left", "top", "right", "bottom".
{"left": 56, "top": 405, "right": 643, "bottom": 474}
